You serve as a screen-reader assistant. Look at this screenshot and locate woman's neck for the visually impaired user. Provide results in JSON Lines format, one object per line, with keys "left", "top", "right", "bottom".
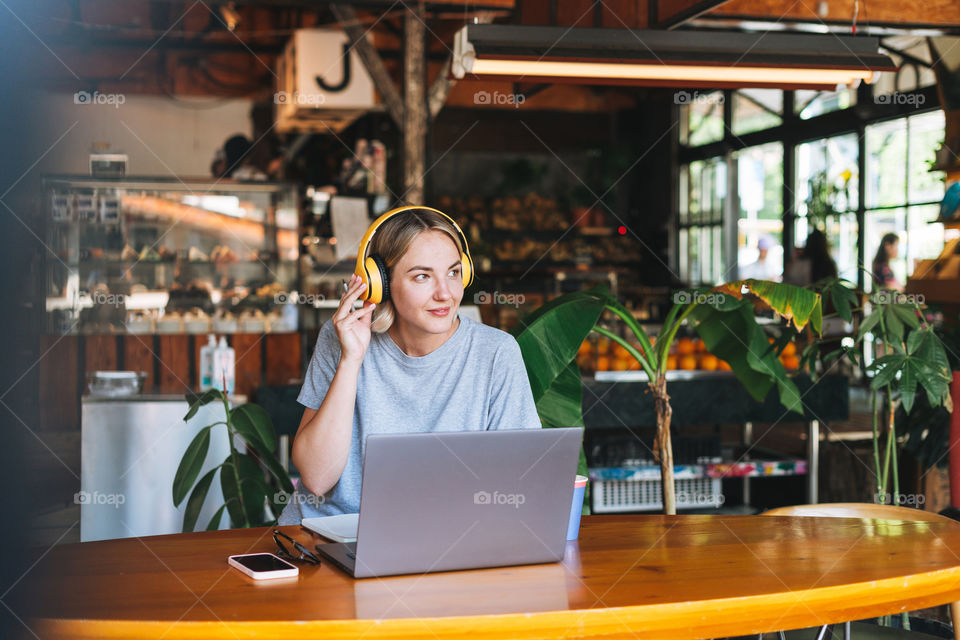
{"left": 389, "top": 316, "right": 461, "bottom": 357}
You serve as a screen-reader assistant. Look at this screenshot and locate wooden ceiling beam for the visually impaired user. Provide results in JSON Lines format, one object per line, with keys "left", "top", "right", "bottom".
{"left": 330, "top": 4, "right": 404, "bottom": 125}
{"left": 651, "top": 0, "right": 732, "bottom": 29}
{"left": 702, "top": 0, "right": 960, "bottom": 29}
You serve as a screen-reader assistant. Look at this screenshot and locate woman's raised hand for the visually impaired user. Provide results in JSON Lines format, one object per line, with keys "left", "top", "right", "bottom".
{"left": 333, "top": 274, "right": 376, "bottom": 365}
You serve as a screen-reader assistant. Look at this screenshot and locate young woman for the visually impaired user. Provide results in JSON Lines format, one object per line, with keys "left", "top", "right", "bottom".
{"left": 278, "top": 207, "right": 541, "bottom": 524}
{"left": 872, "top": 232, "right": 902, "bottom": 291}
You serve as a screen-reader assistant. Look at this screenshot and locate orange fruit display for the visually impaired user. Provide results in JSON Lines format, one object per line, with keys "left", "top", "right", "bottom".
{"left": 717, "top": 359, "right": 732, "bottom": 371}
{"left": 699, "top": 354, "right": 719, "bottom": 371}
{"left": 596, "top": 356, "right": 611, "bottom": 371}
{"left": 612, "top": 357, "right": 630, "bottom": 371}
{"left": 666, "top": 355, "right": 678, "bottom": 370}
{"left": 781, "top": 355, "right": 800, "bottom": 370}
{"left": 695, "top": 339, "right": 707, "bottom": 353}
{"left": 676, "top": 338, "right": 695, "bottom": 355}
{"left": 679, "top": 355, "right": 698, "bottom": 370}
{"left": 613, "top": 343, "right": 631, "bottom": 359}
{"left": 782, "top": 341, "right": 797, "bottom": 357}
{"left": 577, "top": 340, "right": 593, "bottom": 357}
{"left": 595, "top": 338, "right": 611, "bottom": 355}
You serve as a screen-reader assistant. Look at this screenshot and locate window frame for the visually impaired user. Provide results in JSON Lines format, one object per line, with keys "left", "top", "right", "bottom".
{"left": 676, "top": 82, "right": 942, "bottom": 291}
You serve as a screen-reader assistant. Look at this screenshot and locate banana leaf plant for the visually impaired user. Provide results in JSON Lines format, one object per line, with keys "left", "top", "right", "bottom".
{"left": 512, "top": 280, "right": 822, "bottom": 515}
{"left": 173, "top": 389, "right": 294, "bottom": 531}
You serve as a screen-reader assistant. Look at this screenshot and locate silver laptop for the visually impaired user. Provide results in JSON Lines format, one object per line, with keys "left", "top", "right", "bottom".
{"left": 314, "top": 428, "right": 583, "bottom": 578}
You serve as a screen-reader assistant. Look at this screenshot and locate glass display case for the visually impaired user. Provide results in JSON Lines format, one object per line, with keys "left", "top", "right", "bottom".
{"left": 43, "top": 176, "right": 300, "bottom": 334}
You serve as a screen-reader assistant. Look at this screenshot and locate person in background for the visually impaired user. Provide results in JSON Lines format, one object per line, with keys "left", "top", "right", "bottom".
{"left": 740, "top": 235, "right": 780, "bottom": 280}
{"left": 210, "top": 134, "right": 267, "bottom": 180}
{"left": 872, "top": 233, "right": 903, "bottom": 292}
{"left": 783, "top": 229, "right": 838, "bottom": 286}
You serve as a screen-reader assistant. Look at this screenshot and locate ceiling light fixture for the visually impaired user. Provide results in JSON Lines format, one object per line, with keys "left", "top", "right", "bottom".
{"left": 452, "top": 24, "right": 897, "bottom": 90}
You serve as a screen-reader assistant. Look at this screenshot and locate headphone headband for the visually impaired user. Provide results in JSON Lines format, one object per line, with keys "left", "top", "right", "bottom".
{"left": 354, "top": 205, "right": 474, "bottom": 304}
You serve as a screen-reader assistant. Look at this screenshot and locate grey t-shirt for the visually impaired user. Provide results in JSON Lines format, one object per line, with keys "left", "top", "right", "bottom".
{"left": 277, "top": 314, "right": 541, "bottom": 524}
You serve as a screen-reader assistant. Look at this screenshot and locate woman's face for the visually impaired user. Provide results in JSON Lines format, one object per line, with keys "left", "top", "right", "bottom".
{"left": 388, "top": 230, "right": 464, "bottom": 338}
{"left": 886, "top": 240, "right": 899, "bottom": 259}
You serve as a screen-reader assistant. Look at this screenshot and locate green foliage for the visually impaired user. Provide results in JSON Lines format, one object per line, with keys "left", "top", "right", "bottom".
{"left": 512, "top": 280, "right": 823, "bottom": 513}
{"left": 172, "top": 390, "right": 293, "bottom": 532}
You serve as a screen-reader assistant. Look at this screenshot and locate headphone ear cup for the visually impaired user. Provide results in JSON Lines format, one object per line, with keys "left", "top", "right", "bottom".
{"left": 363, "top": 256, "right": 381, "bottom": 304}
{"left": 460, "top": 256, "right": 473, "bottom": 289}
{"left": 367, "top": 254, "right": 390, "bottom": 304}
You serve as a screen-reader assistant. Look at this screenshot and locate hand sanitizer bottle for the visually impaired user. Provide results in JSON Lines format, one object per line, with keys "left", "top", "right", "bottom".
{"left": 199, "top": 334, "right": 217, "bottom": 390}
{"left": 213, "top": 336, "right": 235, "bottom": 395}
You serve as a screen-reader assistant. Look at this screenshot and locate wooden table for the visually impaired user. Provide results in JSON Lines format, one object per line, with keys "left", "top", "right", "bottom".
{"left": 12, "top": 514, "right": 960, "bottom": 639}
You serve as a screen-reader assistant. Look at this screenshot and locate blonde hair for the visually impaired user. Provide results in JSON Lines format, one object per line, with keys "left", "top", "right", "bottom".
{"left": 368, "top": 209, "right": 465, "bottom": 334}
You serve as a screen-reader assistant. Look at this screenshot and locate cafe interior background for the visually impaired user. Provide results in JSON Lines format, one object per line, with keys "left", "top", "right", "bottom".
{"left": 2, "top": 0, "right": 960, "bottom": 631}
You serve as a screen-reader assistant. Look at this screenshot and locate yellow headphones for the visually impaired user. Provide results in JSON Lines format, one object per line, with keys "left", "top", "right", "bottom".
{"left": 354, "top": 205, "right": 474, "bottom": 304}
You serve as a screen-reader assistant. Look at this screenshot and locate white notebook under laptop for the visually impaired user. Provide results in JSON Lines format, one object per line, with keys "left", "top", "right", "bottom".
{"left": 302, "top": 514, "right": 358, "bottom": 543}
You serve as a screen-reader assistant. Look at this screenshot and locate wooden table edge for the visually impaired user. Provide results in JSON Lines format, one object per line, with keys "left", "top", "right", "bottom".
{"left": 28, "top": 565, "right": 960, "bottom": 640}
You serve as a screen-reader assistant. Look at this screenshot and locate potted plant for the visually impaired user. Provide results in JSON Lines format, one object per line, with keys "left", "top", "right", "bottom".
{"left": 512, "top": 280, "right": 822, "bottom": 515}
{"left": 815, "top": 282, "right": 954, "bottom": 506}
{"left": 172, "top": 389, "right": 293, "bottom": 531}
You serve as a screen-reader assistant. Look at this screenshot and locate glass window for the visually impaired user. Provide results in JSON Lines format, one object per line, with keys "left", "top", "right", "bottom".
{"left": 824, "top": 213, "right": 859, "bottom": 284}
{"left": 712, "top": 226, "right": 724, "bottom": 283}
{"left": 865, "top": 207, "right": 908, "bottom": 287}
{"left": 866, "top": 119, "right": 908, "bottom": 209}
{"left": 908, "top": 111, "right": 946, "bottom": 203}
{"left": 681, "top": 93, "right": 725, "bottom": 147}
{"left": 689, "top": 225, "right": 701, "bottom": 284}
{"left": 736, "top": 143, "right": 784, "bottom": 280}
{"left": 796, "top": 134, "right": 859, "bottom": 219}
{"left": 872, "top": 36, "right": 937, "bottom": 98}
{"left": 678, "top": 228, "right": 689, "bottom": 282}
{"left": 732, "top": 89, "right": 782, "bottom": 135}
{"left": 795, "top": 87, "right": 857, "bottom": 120}
{"left": 907, "top": 204, "right": 945, "bottom": 274}
{"left": 679, "top": 156, "right": 725, "bottom": 285}
{"left": 679, "top": 164, "right": 689, "bottom": 225}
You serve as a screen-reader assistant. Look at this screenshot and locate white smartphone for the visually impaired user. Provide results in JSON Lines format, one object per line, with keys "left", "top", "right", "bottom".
{"left": 228, "top": 553, "right": 299, "bottom": 580}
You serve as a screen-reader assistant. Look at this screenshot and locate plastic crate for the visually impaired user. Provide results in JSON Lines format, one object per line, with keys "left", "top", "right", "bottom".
{"left": 591, "top": 475, "right": 723, "bottom": 513}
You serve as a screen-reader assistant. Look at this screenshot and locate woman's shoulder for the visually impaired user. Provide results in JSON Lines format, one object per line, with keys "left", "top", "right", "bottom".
{"left": 460, "top": 315, "right": 521, "bottom": 353}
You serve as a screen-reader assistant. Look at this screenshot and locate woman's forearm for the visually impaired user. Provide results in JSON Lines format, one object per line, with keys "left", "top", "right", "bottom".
{"left": 291, "top": 359, "right": 362, "bottom": 497}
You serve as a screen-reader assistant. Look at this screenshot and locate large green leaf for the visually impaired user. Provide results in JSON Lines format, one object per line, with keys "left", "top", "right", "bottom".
{"left": 172, "top": 426, "right": 212, "bottom": 506}
{"left": 236, "top": 453, "right": 269, "bottom": 526}
{"left": 182, "top": 467, "right": 218, "bottom": 533}
{"left": 259, "top": 448, "right": 294, "bottom": 494}
{"left": 911, "top": 327, "right": 951, "bottom": 386}
{"left": 857, "top": 309, "right": 883, "bottom": 342}
{"left": 512, "top": 289, "right": 606, "bottom": 404}
{"left": 206, "top": 504, "right": 227, "bottom": 531}
{"left": 715, "top": 280, "right": 823, "bottom": 334}
{"left": 899, "top": 360, "right": 918, "bottom": 414}
{"left": 219, "top": 459, "right": 245, "bottom": 527}
{"left": 691, "top": 296, "right": 803, "bottom": 414}
{"left": 183, "top": 389, "right": 223, "bottom": 421}
{"left": 231, "top": 404, "right": 276, "bottom": 454}
{"left": 823, "top": 278, "right": 857, "bottom": 324}
{"left": 536, "top": 360, "right": 585, "bottom": 428}
{"left": 870, "top": 354, "right": 905, "bottom": 390}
